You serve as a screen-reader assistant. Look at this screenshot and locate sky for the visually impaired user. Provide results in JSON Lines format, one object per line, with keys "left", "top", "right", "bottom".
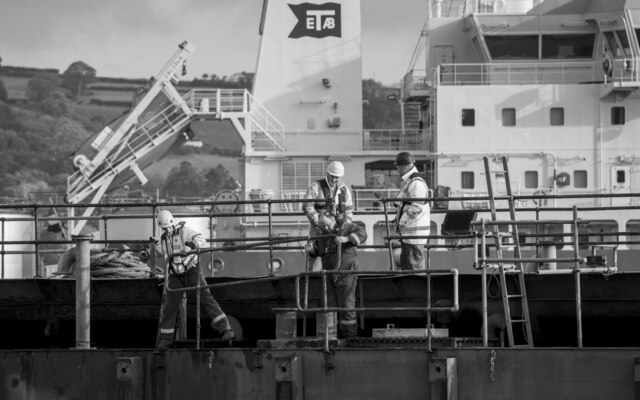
{"left": 0, "top": 0, "right": 427, "bottom": 85}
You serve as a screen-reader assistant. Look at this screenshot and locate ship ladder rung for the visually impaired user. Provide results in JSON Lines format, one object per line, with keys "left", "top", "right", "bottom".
{"left": 508, "top": 318, "right": 529, "bottom": 324}
{"left": 506, "top": 293, "right": 524, "bottom": 299}
{"left": 512, "top": 344, "right": 533, "bottom": 348}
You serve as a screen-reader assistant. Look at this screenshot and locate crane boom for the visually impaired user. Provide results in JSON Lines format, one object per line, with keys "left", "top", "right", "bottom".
{"left": 66, "top": 41, "right": 196, "bottom": 235}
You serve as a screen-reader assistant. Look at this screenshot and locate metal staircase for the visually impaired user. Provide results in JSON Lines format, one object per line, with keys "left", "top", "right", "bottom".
{"left": 482, "top": 156, "right": 534, "bottom": 348}
{"left": 66, "top": 41, "right": 285, "bottom": 235}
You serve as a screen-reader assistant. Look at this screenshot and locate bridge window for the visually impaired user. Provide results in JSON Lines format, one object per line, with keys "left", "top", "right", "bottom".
{"left": 574, "top": 170, "right": 587, "bottom": 188}
{"left": 550, "top": 107, "right": 564, "bottom": 126}
{"left": 611, "top": 106, "right": 625, "bottom": 125}
{"left": 604, "top": 31, "right": 621, "bottom": 57}
{"left": 461, "top": 171, "right": 475, "bottom": 189}
{"left": 616, "top": 30, "right": 632, "bottom": 57}
{"left": 626, "top": 220, "right": 640, "bottom": 250}
{"left": 525, "top": 171, "right": 538, "bottom": 188}
{"left": 502, "top": 108, "right": 516, "bottom": 126}
{"left": 541, "top": 34, "right": 595, "bottom": 59}
{"left": 462, "top": 109, "right": 475, "bottom": 126}
{"left": 485, "top": 35, "right": 538, "bottom": 60}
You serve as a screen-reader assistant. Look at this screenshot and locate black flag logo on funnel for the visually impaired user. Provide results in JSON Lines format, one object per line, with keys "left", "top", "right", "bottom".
{"left": 288, "top": 3, "right": 341, "bottom": 38}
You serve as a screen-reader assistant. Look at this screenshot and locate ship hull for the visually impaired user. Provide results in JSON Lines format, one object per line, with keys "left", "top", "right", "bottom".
{"left": 2, "top": 271, "right": 639, "bottom": 349}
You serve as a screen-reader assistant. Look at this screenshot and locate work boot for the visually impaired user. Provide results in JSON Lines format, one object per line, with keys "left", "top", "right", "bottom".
{"left": 341, "top": 324, "right": 357, "bottom": 339}
{"left": 221, "top": 329, "right": 235, "bottom": 341}
{"left": 211, "top": 318, "right": 234, "bottom": 341}
{"left": 156, "top": 333, "right": 174, "bottom": 350}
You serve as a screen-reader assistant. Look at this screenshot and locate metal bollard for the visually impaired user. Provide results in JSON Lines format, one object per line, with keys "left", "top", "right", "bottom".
{"left": 74, "top": 234, "right": 93, "bottom": 349}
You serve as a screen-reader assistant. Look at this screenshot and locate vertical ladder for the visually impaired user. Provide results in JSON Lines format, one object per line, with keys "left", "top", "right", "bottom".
{"left": 483, "top": 156, "right": 534, "bottom": 348}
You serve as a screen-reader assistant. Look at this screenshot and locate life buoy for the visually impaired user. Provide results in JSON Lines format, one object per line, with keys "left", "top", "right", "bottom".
{"left": 211, "top": 257, "right": 225, "bottom": 273}
{"left": 214, "top": 190, "right": 239, "bottom": 213}
{"left": 532, "top": 190, "right": 548, "bottom": 207}
{"left": 266, "top": 257, "right": 285, "bottom": 275}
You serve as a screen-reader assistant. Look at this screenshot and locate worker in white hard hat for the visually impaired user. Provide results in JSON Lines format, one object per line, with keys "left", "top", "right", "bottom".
{"left": 303, "top": 161, "right": 354, "bottom": 271}
{"left": 152, "top": 210, "right": 234, "bottom": 349}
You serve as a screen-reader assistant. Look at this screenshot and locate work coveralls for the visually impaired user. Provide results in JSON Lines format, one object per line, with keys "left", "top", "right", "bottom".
{"left": 394, "top": 167, "right": 431, "bottom": 270}
{"left": 156, "top": 222, "right": 231, "bottom": 348}
{"left": 312, "top": 221, "right": 367, "bottom": 338}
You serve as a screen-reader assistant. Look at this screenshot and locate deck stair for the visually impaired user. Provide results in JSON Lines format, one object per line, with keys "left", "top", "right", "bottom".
{"left": 482, "top": 156, "right": 534, "bottom": 348}
{"left": 403, "top": 102, "right": 422, "bottom": 130}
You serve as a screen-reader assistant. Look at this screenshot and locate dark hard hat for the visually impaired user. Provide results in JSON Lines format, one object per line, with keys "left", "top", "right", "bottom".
{"left": 395, "top": 151, "right": 415, "bottom": 166}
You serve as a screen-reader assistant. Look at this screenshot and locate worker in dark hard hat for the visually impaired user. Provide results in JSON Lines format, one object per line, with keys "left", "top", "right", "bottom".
{"left": 393, "top": 152, "right": 430, "bottom": 270}
{"left": 149, "top": 210, "right": 234, "bottom": 349}
{"left": 303, "top": 161, "right": 354, "bottom": 271}
{"left": 305, "top": 210, "right": 367, "bottom": 338}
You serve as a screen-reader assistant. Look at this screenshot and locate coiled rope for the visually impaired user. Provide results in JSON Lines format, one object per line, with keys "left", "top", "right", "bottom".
{"left": 60, "top": 251, "right": 162, "bottom": 279}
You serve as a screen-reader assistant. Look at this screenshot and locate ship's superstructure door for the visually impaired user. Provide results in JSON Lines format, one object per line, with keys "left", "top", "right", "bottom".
{"left": 611, "top": 165, "right": 631, "bottom": 205}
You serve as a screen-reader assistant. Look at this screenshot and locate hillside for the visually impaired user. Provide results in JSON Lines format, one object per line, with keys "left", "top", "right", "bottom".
{"left": 0, "top": 64, "right": 400, "bottom": 202}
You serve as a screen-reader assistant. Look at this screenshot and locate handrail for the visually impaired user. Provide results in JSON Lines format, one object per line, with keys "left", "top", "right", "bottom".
{"left": 406, "top": 61, "right": 599, "bottom": 90}
{"left": 471, "top": 206, "right": 618, "bottom": 348}
{"left": 272, "top": 269, "right": 459, "bottom": 352}
{"left": 2, "top": 192, "right": 640, "bottom": 278}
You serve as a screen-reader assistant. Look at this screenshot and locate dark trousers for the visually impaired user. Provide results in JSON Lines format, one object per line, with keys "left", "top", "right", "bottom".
{"left": 160, "top": 266, "right": 228, "bottom": 333}
{"left": 400, "top": 241, "right": 425, "bottom": 270}
{"left": 323, "top": 252, "right": 358, "bottom": 335}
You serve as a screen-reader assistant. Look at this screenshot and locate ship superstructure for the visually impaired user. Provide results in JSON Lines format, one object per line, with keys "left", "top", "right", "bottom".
{"left": 403, "top": 0, "right": 640, "bottom": 247}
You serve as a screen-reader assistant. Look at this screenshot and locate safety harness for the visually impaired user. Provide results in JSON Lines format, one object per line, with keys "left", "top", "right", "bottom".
{"left": 161, "top": 222, "right": 196, "bottom": 276}
{"left": 314, "top": 179, "right": 347, "bottom": 216}
{"left": 396, "top": 172, "right": 428, "bottom": 233}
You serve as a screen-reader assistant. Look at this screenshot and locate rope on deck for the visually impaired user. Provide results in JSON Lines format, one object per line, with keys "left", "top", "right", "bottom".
{"left": 60, "top": 251, "right": 162, "bottom": 279}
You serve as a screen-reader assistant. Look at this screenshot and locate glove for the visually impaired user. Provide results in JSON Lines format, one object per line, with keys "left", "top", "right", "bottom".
{"left": 311, "top": 214, "right": 319, "bottom": 227}
{"left": 149, "top": 236, "right": 159, "bottom": 245}
{"left": 335, "top": 236, "right": 349, "bottom": 244}
{"left": 185, "top": 241, "right": 197, "bottom": 250}
{"left": 138, "top": 250, "right": 150, "bottom": 262}
{"left": 304, "top": 242, "right": 318, "bottom": 258}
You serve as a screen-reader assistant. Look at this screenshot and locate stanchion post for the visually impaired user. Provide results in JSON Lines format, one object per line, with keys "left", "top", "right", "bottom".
{"left": 74, "top": 234, "right": 93, "bottom": 349}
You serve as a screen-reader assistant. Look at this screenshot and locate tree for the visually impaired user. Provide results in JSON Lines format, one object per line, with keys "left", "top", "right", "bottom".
{"left": 163, "top": 161, "right": 206, "bottom": 198}
{"left": 0, "top": 102, "right": 18, "bottom": 130}
{"left": 26, "top": 74, "right": 59, "bottom": 103}
{"left": 0, "top": 169, "right": 52, "bottom": 199}
{"left": 0, "top": 78, "right": 7, "bottom": 103}
{"left": 362, "top": 79, "right": 401, "bottom": 129}
{"left": 26, "top": 74, "right": 69, "bottom": 117}
{"left": 204, "top": 164, "right": 237, "bottom": 195}
{"left": 61, "top": 61, "right": 97, "bottom": 98}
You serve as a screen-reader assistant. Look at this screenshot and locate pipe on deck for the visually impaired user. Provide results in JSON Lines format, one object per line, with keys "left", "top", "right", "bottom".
{"left": 74, "top": 234, "right": 93, "bottom": 349}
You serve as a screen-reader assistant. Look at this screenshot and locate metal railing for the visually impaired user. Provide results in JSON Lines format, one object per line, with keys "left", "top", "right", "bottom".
{"left": 246, "top": 91, "right": 286, "bottom": 151}
{"left": 4, "top": 193, "right": 640, "bottom": 350}
{"left": 606, "top": 57, "right": 640, "bottom": 84}
{"left": 362, "top": 129, "right": 427, "bottom": 151}
{"left": 404, "top": 61, "right": 600, "bottom": 93}
{"left": 5, "top": 192, "right": 640, "bottom": 277}
{"left": 472, "top": 207, "right": 617, "bottom": 348}
{"left": 274, "top": 268, "right": 459, "bottom": 352}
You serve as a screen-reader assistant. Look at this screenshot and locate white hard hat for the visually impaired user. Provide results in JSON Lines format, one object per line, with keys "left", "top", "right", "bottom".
{"left": 157, "top": 210, "right": 174, "bottom": 228}
{"left": 327, "top": 161, "right": 344, "bottom": 177}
